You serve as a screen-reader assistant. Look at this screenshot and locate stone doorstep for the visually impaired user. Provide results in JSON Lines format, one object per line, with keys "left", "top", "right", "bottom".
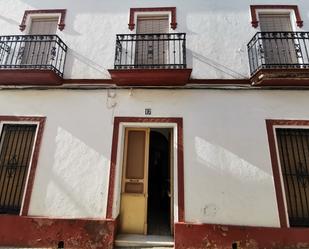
{"left": 115, "top": 234, "right": 174, "bottom": 248}
{"left": 115, "top": 247, "right": 174, "bottom": 249}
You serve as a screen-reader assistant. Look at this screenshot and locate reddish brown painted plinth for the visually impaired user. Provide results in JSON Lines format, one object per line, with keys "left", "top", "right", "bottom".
{"left": 175, "top": 222, "right": 309, "bottom": 249}
{"left": 108, "top": 69, "right": 192, "bottom": 86}
{"left": 250, "top": 68, "right": 309, "bottom": 86}
{"left": 0, "top": 215, "right": 116, "bottom": 249}
{"left": 0, "top": 69, "right": 63, "bottom": 85}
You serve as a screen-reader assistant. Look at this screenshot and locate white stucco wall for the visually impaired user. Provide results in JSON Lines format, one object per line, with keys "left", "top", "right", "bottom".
{"left": 0, "top": 89, "right": 309, "bottom": 227}
{"left": 0, "top": 0, "right": 308, "bottom": 79}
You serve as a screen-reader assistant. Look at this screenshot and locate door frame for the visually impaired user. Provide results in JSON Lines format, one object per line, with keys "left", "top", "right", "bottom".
{"left": 266, "top": 119, "right": 309, "bottom": 228}
{"left": 106, "top": 117, "right": 184, "bottom": 227}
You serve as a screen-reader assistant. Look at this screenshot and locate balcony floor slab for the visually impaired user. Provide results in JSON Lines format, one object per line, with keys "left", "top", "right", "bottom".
{"left": 250, "top": 68, "right": 309, "bottom": 86}
{"left": 0, "top": 69, "right": 63, "bottom": 86}
{"left": 108, "top": 68, "right": 192, "bottom": 86}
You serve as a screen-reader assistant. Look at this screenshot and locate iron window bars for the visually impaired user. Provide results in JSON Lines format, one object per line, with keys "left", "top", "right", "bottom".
{"left": 0, "top": 124, "right": 37, "bottom": 214}
{"left": 276, "top": 128, "right": 309, "bottom": 227}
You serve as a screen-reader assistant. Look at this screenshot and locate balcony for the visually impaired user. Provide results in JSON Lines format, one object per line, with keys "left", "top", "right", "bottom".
{"left": 108, "top": 33, "right": 192, "bottom": 86}
{"left": 248, "top": 32, "right": 309, "bottom": 86}
{"left": 0, "top": 35, "right": 67, "bottom": 85}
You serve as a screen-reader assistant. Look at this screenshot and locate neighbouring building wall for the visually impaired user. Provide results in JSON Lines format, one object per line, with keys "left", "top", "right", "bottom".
{"left": 0, "top": 0, "right": 308, "bottom": 80}
{"left": 1, "top": 89, "right": 309, "bottom": 227}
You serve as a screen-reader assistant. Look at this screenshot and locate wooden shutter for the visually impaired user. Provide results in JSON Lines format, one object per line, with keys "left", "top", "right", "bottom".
{"left": 23, "top": 18, "right": 58, "bottom": 65}
{"left": 29, "top": 18, "right": 58, "bottom": 35}
{"left": 135, "top": 16, "right": 169, "bottom": 67}
{"left": 259, "top": 14, "right": 292, "bottom": 32}
{"left": 259, "top": 14, "right": 297, "bottom": 65}
{"left": 137, "top": 16, "right": 169, "bottom": 34}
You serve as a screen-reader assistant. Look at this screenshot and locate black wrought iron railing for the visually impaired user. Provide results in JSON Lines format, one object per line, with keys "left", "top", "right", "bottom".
{"left": 0, "top": 35, "right": 67, "bottom": 77}
{"left": 114, "top": 33, "right": 186, "bottom": 69}
{"left": 247, "top": 32, "right": 309, "bottom": 75}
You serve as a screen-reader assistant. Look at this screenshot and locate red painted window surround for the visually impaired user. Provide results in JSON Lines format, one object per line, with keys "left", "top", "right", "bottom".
{"left": 128, "top": 7, "right": 177, "bottom": 30}
{"left": 19, "top": 9, "right": 67, "bottom": 31}
{"left": 0, "top": 116, "right": 46, "bottom": 216}
{"left": 266, "top": 119, "right": 309, "bottom": 228}
{"left": 250, "top": 5, "right": 303, "bottom": 28}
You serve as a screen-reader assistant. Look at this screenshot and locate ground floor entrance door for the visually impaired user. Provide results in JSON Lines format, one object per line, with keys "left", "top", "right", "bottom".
{"left": 119, "top": 128, "right": 149, "bottom": 234}
{"left": 119, "top": 127, "right": 173, "bottom": 235}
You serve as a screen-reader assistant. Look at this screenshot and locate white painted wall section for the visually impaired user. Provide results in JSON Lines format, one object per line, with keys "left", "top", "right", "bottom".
{"left": 0, "top": 89, "right": 308, "bottom": 226}
{"left": 0, "top": 0, "right": 308, "bottom": 79}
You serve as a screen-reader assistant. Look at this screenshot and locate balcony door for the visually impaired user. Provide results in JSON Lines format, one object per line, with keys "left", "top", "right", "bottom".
{"left": 259, "top": 14, "right": 298, "bottom": 66}
{"left": 135, "top": 16, "right": 169, "bottom": 67}
{"left": 22, "top": 18, "right": 58, "bottom": 66}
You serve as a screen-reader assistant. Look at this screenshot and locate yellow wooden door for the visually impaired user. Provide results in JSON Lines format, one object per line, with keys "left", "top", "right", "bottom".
{"left": 119, "top": 128, "right": 149, "bottom": 234}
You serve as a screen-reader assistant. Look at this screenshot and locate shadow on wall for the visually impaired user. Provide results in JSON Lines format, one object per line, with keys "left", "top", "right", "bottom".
{"left": 18, "top": 0, "right": 306, "bottom": 79}
{"left": 18, "top": 0, "right": 258, "bottom": 78}
{"left": 192, "top": 136, "right": 275, "bottom": 223}
{"left": 31, "top": 126, "right": 109, "bottom": 217}
{"left": 20, "top": 0, "right": 252, "bottom": 14}
{"left": 64, "top": 49, "right": 111, "bottom": 78}
{"left": 18, "top": 0, "right": 252, "bottom": 37}
{"left": 0, "top": 15, "right": 20, "bottom": 26}
{"left": 194, "top": 136, "right": 271, "bottom": 182}
{"left": 189, "top": 50, "right": 248, "bottom": 79}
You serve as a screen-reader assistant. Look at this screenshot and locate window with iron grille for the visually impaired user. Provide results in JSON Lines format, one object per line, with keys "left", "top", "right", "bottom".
{"left": 0, "top": 124, "right": 37, "bottom": 215}
{"left": 276, "top": 128, "right": 309, "bottom": 227}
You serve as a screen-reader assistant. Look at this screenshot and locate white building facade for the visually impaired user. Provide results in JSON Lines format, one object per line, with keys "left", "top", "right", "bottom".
{"left": 0, "top": 0, "right": 309, "bottom": 248}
